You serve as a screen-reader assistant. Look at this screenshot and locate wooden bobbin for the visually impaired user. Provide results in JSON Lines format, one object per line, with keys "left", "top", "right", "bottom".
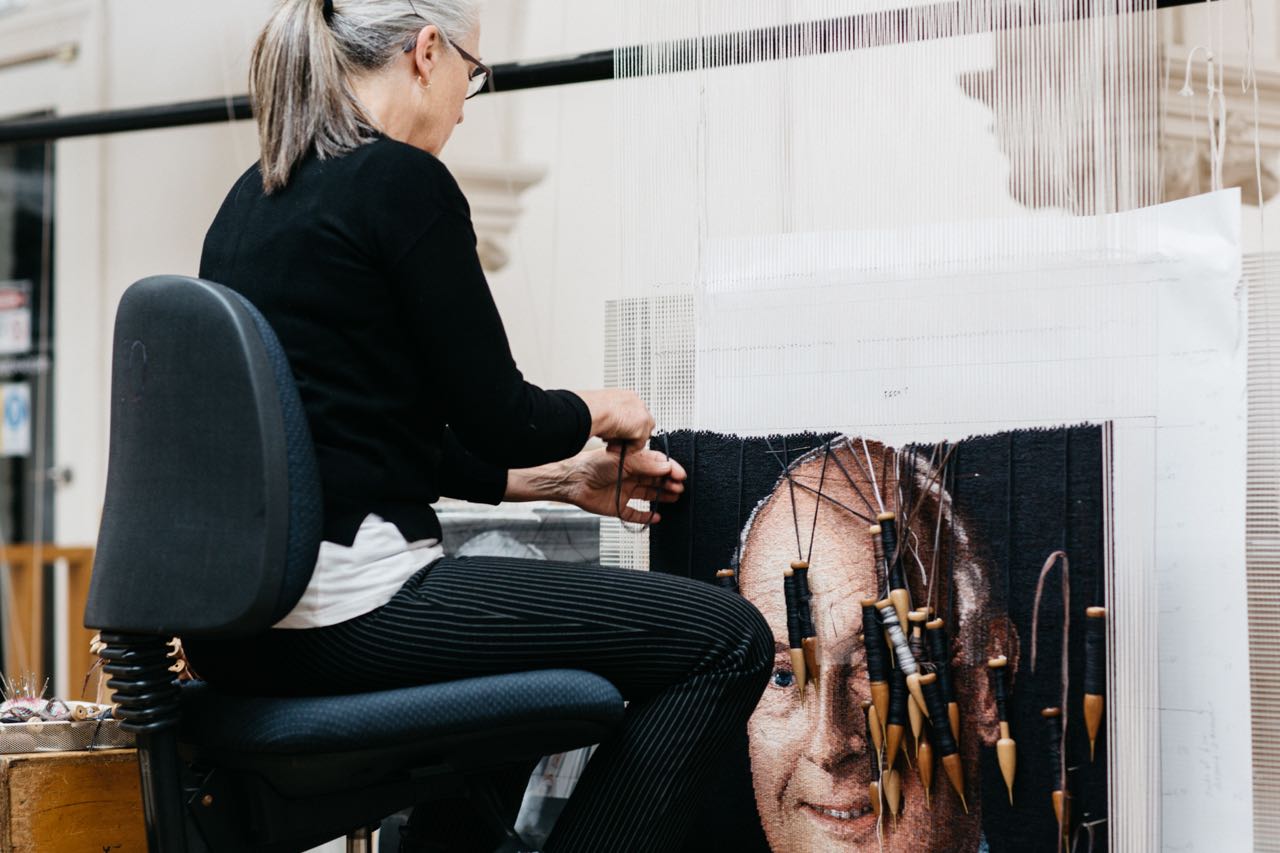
{"left": 908, "top": 609, "right": 928, "bottom": 655}
{"left": 886, "top": 682, "right": 909, "bottom": 771}
{"left": 919, "top": 672, "right": 967, "bottom": 813}
{"left": 864, "top": 701, "right": 885, "bottom": 759}
{"left": 888, "top": 602, "right": 910, "bottom": 634}
{"left": 876, "top": 598, "right": 928, "bottom": 716}
{"left": 867, "top": 524, "right": 890, "bottom": 630}
{"left": 918, "top": 736, "right": 934, "bottom": 809}
{"left": 873, "top": 515, "right": 912, "bottom": 630}
{"left": 1083, "top": 702, "right": 1104, "bottom": 761}
{"left": 1084, "top": 606, "right": 1107, "bottom": 762}
{"left": 795, "top": 564, "right": 819, "bottom": 687}
{"left": 988, "top": 655, "right": 1016, "bottom": 805}
{"left": 925, "top": 617, "right": 961, "bottom": 741}
{"left": 862, "top": 701, "right": 884, "bottom": 820}
{"left": 802, "top": 637, "right": 820, "bottom": 689}
{"left": 908, "top": 692, "right": 924, "bottom": 755}
{"left": 905, "top": 674, "right": 928, "bottom": 721}
{"left": 870, "top": 687, "right": 889, "bottom": 736}
{"left": 907, "top": 609, "right": 929, "bottom": 746}
{"left": 1052, "top": 789, "right": 1070, "bottom": 838}
{"left": 885, "top": 661, "right": 911, "bottom": 771}
{"left": 941, "top": 753, "right": 968, "bottom": 814}
{"left": 789, "top": 648, "right": 807, "bottom": 694}
{"left": 783, "top": 568, "right": 807, "bottom": 694}
{"left": 714, "top": 569, "right": 737, "bottom": 593}
{"left": 883, "top": 768, "right": 902, "bottom": 820}
{"left": 889, "top": 591, "right": 910, "bottom": 636}
{"left": 886, "top": 721, "right": 904, "bottom": 772}
{"left": 1042, "top": 707, "right": 1067, "bottom": 829}
{"left": 861, "top": 597, "right": 891, "bottom": 728}
{"left": 998, "top": 721, "right": 1016, "bottom": 805}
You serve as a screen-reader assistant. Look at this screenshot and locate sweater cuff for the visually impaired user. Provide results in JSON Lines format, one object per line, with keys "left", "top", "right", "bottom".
{"left": 549, "top": 389, "right": 593, "bottom": 455}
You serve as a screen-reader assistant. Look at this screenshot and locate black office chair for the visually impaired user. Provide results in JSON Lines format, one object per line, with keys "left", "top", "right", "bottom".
{"left": 85, "top": 276, "right": 624, "bottom": 852}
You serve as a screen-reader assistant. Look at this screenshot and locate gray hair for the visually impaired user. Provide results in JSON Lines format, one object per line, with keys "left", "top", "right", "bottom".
{"left": 251, "top": 0, "right": 481, "bottom": 193}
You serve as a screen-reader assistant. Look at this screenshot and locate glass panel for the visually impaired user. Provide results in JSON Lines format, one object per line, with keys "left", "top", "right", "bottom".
{"left": 0, "top": 122, "right": 56, "bottom": 682}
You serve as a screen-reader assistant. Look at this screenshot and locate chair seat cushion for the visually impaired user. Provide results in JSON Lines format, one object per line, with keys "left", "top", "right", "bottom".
{"left": 179, "top": 669, "right": 623, "bottom": 756}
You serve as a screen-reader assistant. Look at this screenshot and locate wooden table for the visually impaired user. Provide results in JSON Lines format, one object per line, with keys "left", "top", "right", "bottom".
{"left": 0, "top": 749, "right": 145, "bottom": 851}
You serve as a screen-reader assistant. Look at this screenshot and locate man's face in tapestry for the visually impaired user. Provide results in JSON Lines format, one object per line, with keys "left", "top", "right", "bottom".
{"left": 737, "top": 439, "right": 994, "bottom": 852}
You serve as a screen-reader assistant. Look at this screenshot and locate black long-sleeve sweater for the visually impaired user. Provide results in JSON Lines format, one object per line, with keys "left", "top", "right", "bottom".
{"left": 200, "top": 136, "right": 591, "bottom": 546}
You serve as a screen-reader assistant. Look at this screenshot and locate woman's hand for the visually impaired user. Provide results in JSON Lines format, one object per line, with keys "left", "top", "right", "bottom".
{"left": 506, "top": 445, "right": 686, "bottom": 524}
{"left": 563, "top": 445, "right": 686, "bottom": 523}
{"left": 577, "top": 389, "right": 655, "bottom": 448}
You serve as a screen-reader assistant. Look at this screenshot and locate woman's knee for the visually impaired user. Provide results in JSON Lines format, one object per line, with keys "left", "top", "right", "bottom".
{"left": 707, "top": 589, "right": 774, "bottom": 682}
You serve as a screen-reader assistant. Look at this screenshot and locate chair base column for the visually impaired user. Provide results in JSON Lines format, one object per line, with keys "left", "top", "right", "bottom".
{"left": 346, "top": 825, "right": 376, "bottom": 853}
{"left": 100, "top": 633, "right": 187, "bottom": 853}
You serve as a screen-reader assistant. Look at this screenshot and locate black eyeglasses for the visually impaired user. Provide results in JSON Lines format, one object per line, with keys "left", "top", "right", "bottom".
{"left": 401, "top": 32, "right": 491, "bottom": 100}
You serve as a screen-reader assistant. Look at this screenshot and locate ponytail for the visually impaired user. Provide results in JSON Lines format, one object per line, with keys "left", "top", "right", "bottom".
{"left": 249, "top": 0, "right": 480, "bottom": 194}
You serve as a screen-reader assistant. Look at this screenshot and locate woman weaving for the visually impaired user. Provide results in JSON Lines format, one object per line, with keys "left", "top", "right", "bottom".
{"left": 182, "top": 1, "right": 773, "bottom": 851}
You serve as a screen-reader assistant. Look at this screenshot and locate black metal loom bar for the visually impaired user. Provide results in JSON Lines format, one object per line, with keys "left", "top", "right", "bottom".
{"left": 0, "top": 0, "right": 1208, "bottom": 145}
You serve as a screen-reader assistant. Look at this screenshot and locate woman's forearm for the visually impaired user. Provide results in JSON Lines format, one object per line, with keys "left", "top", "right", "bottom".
{"left": 504, "top": 459, "right": 574, "bottom": 503}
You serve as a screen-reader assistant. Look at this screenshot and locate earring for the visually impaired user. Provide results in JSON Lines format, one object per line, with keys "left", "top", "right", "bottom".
{"left": 417, "top": 75, "right": 431, "bottom": 90}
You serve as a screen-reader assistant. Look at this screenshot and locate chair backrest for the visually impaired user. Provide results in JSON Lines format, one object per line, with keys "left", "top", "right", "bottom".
{"left": 85, "top": 276, "right": 321, "bottom": 637}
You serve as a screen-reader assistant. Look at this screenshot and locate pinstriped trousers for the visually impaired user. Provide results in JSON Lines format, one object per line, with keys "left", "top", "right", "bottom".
{"left": 185, "top": 556, "right": 774, "bottom": 853}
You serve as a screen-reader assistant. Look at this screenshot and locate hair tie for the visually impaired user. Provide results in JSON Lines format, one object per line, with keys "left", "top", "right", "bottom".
{"left": 321, "top": 0, "right": 334, "bottom": 22}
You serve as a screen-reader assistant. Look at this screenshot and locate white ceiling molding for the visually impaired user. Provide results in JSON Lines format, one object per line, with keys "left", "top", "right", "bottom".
{"left": 0, "top": 0, "right": 89, "bottom": 62}
{"left": 451, "top": 162, "right": 546, "bottom": 273}
{"left": 0, "top": 42, "right": 76, "bottom": 74}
